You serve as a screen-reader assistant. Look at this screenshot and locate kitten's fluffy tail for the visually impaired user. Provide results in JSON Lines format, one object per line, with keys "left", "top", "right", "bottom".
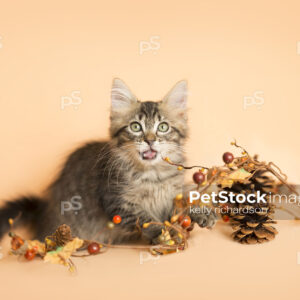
{"left": 0, "top": 196, "right": 47, "bottom": 240}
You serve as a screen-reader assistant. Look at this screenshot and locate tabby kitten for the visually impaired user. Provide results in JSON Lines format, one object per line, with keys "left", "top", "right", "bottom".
{"left": 0, "top": 79, "right": 216, "bottom": 244}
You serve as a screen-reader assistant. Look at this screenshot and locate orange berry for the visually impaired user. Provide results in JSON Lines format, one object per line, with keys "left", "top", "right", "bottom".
{"left": 113, "top": 215, "right": 122, "bottom": 224}
{"left": 11, "top": 235, "right": 24, "bottom": 251}
{"left": 211, "top": 169, "right": 217, "bottom": 176}
{"left": 222, "top": 215, "right": 230, "bottom": 222}
{"left": 179, "top": 215, "right": 191, "bottom": 229}
{"left": 25, "top": 249, "right": 36, "bottom": 261}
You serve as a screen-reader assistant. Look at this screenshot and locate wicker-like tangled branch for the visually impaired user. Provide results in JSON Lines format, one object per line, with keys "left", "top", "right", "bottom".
{"left": 6, "top": 141, "right": 299, "bottom": 271}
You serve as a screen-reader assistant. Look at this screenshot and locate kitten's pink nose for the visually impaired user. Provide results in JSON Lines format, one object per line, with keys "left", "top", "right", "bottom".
{"left": 145, "top": 139, "right": 155, "bottom": 147}
{"left": 145, "top": 133, "right": 156, "bottom": 147}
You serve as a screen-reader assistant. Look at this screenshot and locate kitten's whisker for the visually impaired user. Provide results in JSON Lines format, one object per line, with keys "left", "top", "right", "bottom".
{"left": 92, "top": 143, "right": 114, "bottom": 169}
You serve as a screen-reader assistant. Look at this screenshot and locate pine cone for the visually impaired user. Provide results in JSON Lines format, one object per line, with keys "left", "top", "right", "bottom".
{"left": 45, "top": 224, "right": 74, "bottom": 251}
{"left": 230, "top": 206, "right": 278, "bottom": 244}
{"left": 222, "top": 169, "right": 278, "bottom": 244}
{"left": 53, "top": 224, "right": 73, "bottom": 246}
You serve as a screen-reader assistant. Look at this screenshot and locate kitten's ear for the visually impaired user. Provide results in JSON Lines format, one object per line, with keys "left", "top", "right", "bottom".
{"left": 162, "top": 80, "right": 187, "bottom": 110}
{"left": 111, "top": 78, "right": 137, "bottom": 112}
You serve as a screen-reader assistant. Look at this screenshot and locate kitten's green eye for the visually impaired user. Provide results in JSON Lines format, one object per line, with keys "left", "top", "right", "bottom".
{"left": 158, "top": 122, "right": 169, "bottom": 132}
{"left": 130, "top": 122, "right": 142, "bottom": 132}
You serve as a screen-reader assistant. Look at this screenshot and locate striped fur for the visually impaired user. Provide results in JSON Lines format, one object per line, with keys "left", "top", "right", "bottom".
{"left": 0, "top": 79, "right": 191, "bottom": 244}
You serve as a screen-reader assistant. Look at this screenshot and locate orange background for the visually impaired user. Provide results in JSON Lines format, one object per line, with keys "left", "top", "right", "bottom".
{"left": 0, "top": 1, "right": 299, "bottom": 299}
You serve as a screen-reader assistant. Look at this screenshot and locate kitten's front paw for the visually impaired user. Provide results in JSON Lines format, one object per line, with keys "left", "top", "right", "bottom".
{"left": 189, "top": 206, "right": 217, "bottom": 229}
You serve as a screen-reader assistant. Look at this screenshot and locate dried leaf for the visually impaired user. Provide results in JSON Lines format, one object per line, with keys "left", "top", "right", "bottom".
{"left": 228, "top": 168, "right": 252, "bottom": 181}
{"left": 44, "top": 238, "right": 83, "bottom": 266}
{"left": 218, "top": 168, "right": 252, "bottom": 188}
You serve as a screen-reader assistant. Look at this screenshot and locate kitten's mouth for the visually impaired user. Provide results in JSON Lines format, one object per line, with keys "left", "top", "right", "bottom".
{"left": 141, "top": 149, "right": 157, "bottom": 160}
